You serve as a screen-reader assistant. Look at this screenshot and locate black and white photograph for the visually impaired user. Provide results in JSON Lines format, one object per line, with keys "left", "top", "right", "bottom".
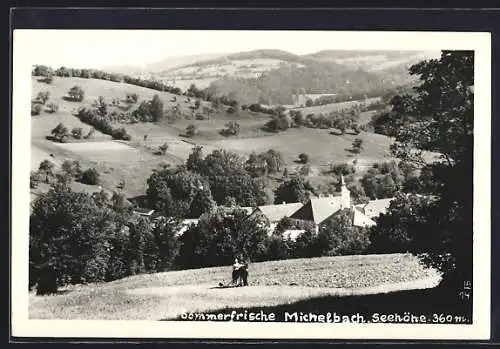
{"left": 11, "top": 28, "right": 491, "bottom": 340}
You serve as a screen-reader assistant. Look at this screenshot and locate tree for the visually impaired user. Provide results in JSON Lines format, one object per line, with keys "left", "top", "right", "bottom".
{"left": 38, "top": 160, "right": 55, "bottom": 183}
{"left": 67, "top": 85, "right": 85, "bottom": 102}
{"left": 265, "top": 114, "right": 292, "bottom": 132}
{"left": 370, "top": 193, "right": 433, "bottom": 254}
{"left": 51, "top": 123, "right": 69, "bottom": 142}
{"left": 29, "top": 184, "right": 123, "bottom": 294}
{"left": 305, "top": 99, "right": 314, "bottom": 107}
{"left": 150, "top": 94, "right": 164, "bottom": 122}
{"left": 81, "top": 168, "right": 100, "bottom": 185}
{"left": 361, "top": 161, "right": 404, "bottom": 199}
{"left": 318, "top": 210, "right": 371, "bottom": 256}
{"left": 158, "top": 143, "right": 168, "bottom": 155}
{"left": 195, "top": 149, "right": 270, "bottom": 206}
{"left": 71, "top": 127, "right": 83, "bottom": 139}
{"left": 262, "top": 149, "right": 285, "bottom": 173}
{"left": 221, "top": 121, "right": 240, "bottom": 136}
{"left": 30, "top": 171, "right": 41, "bottom": 189}
{"left": 177, "top": 208, "right": 269, "bottom": 269}
{"left": 31, "top": 103, "right": 42, "bottom": 116}
{"left": 331, "top": 162, "right": 356, "bottom": 176}
{"left": 290, "top": 110, "right": 305, "bottom": 127}
{"left": 125, "top": 217, "right": 154, "bottom": 275}
{"left": 298, "top": 153, "right": 309, "bottom": 164}
{"left": 96, "top": 96, "right": 107, "bottom": 116}
{"left": 126, "top": 93, "right": 139, "bottom": 104}
{"left": 377, "top": 51, "right": 474, "bottom": 291}
{"left": 146, "top": 165, "right": 207, "bottom": 217}
{"left": 245, "top": 152, "right": 268, "bottom": 177}
{"left": 274, "top": 176, "right": 316, "bottom": 204}
{"left": 186, "top": 145, "right": 205, "bottom": 173}
{"left": 45, "top": 102, "right": 59, "bottom": 113}
{"left": 352, "top": 138, "right": 364, "bottom": 153}
{"left": 61, "top": 160, "right": 83, "bottom": 180}
{"left": 35, "top": 91, "right": 50, "bottom": 105}
{"left": 188, "top": 187, "right": 216, "bottom": 218}
{"left": 151, "top": 216, "right": 182, "bottom": 270}
{"left": 185, "top": 124, "right": 197, "bottom": 137}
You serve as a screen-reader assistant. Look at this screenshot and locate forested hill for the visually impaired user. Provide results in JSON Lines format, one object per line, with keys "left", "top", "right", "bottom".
{"left": 205, "top": 61, "right": 391, "bottom": 105}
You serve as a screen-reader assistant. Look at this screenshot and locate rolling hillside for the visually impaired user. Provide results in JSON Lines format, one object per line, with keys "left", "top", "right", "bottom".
{"left": 31, "top": 75, "right": 401, "bottom": 201}
{"left": 123, "top": 49, "right": 437, "bottom": 104}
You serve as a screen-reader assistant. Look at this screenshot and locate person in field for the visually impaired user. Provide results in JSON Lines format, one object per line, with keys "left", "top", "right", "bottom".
{"left": 232, "top": 257, "right": 243, "bottom": 285}
{"left": 231, "top": 256, "right": 249, "bottom": 287}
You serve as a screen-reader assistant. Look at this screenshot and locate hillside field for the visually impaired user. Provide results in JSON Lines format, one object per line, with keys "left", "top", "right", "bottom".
{"left": 29, "top": 253, "right": 442, "bottom": 320}
{"left": 291, "top": 97, "right": 382, "bottom": 115}
{"left": 31, "top": 76, "right": 397, "bottom": 199}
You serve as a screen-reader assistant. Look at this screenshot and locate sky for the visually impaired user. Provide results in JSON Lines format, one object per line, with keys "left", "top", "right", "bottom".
{"left": 14, "top": 30, "right": 461, "bottom": 69}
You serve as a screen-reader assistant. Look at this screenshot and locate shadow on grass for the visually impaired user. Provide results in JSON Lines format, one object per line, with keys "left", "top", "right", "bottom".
{"left": 161, "top": 286, "right": 472, "bottom": 323}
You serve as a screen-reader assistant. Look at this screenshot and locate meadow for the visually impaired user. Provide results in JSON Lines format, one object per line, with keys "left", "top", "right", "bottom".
{"left": 291, "top": 97, "right": 382, "bottom": 115}
{"left": 31, "top": 76, "right": 398, "bottom": 199}
{"left": 29, "top": 253, "right": 442, "bottom": 320}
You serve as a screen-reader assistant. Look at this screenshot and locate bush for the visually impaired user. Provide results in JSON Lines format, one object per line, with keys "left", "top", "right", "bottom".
{"left": 330, "top": 163, "right": 356, "bottom": 176}
{"left": 50, "top": 123, "right": 69, "bottom": 142}
{"left": 352, "top": 138, "right": 364, "bottom": 153}
{"left": 111, "top": 127, "right": 131, "bottom": 141}
{"left": 221, "top": 121, "right": 240, "bottom": 136}
{"left": 126, "top": 93, "right": 139, "bottom": 104}
{"left": 45, "top": 102, "right": 59, "bottom": 113}
{"left": 31, "top": 103, "right": 43, "bottom": 116}
{"left": 30, "top": 171, "right": 41, "bottom": 189}
{"left": 61, "top": 160, "right": 83, "bottom": 180}
{"left": 67, "top": 85, "right": 85, "bottom": 102}
{"left": 185, "top": 124, "right": 197, "bottom": 137}
{"left": 298, "top": 153, "right": 309, "bottom": 164}
{"left": 76, "top": 108, "right": 131, "bottom": 141}
{"left": 81, "top": 168, "right": 100, "bottom": 185}
{"left": 71, "top": 127, "right": 83, "bottom": 139}
{"left": 35, "top": 91, "right": 50, "bottom": 105}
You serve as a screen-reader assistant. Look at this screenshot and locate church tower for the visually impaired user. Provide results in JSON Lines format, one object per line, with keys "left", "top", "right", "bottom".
{"left": 340, "top": 175, "right": 351, "bottom": 209}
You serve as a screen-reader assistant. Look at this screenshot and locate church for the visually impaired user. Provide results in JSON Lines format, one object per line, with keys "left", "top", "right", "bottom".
{"left": 247, "top": 176, "right": 394, "bottom": 238}
{"left": 174, "top": 176, "right": 395, "bottom": 239}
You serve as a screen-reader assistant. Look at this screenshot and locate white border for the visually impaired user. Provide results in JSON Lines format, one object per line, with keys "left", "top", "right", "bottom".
{"left": 11, "top": 30, "right": 491, "bottom": 340}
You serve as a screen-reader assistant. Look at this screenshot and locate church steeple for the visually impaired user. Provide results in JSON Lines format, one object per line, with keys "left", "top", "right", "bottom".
{"left": 340, "top": 175, "right": 351, "bottom": 209}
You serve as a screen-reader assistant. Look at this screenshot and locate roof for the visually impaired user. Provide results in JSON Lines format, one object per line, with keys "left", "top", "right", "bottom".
{"left": 256, "top": 202, "right": 304, "bottom": 223}
{"left": 290, "top": 196, "right": 343, "bottom": 225}
{"left": 352, "top": 207, "right": 377, "bottom": 227}
{"left": 221, "top": 206, "right": 255, "bottom": 215}
{"left": 356, "top": 198, "right": 394, "bottom": 218}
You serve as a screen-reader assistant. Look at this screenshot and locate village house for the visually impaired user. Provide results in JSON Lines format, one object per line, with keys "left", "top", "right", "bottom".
{"left": 247, "top": 202, "right": 304, "bottom": 233}
{"left": 153, "top": 176, "right": 397, "bottom": 239}
{"left": 289, "top": 176, "right": 378, "bottom": 234}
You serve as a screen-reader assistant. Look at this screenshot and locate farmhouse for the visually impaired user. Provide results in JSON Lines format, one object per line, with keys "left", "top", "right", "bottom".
{"left": 289, "top": 176, "right": 378, "bottom": 234}
{"left": 354, "top": 198, "right": 393, "bottom": 219}
{"left": 165, "top": 176, "right": 397, "bottom": 238}
{"left": 248, "top": 202, "right": 304, "bottom": 233}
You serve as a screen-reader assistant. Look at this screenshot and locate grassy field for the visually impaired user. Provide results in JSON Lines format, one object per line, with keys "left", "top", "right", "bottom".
{"left": 29, "top": 253, "right": 442, "bottom": 320}
{"left": 31, "top": 76, "right": 401, "bottom": 199}
{"left": 291, "top": 97, "right": 382, "bottom": 115}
